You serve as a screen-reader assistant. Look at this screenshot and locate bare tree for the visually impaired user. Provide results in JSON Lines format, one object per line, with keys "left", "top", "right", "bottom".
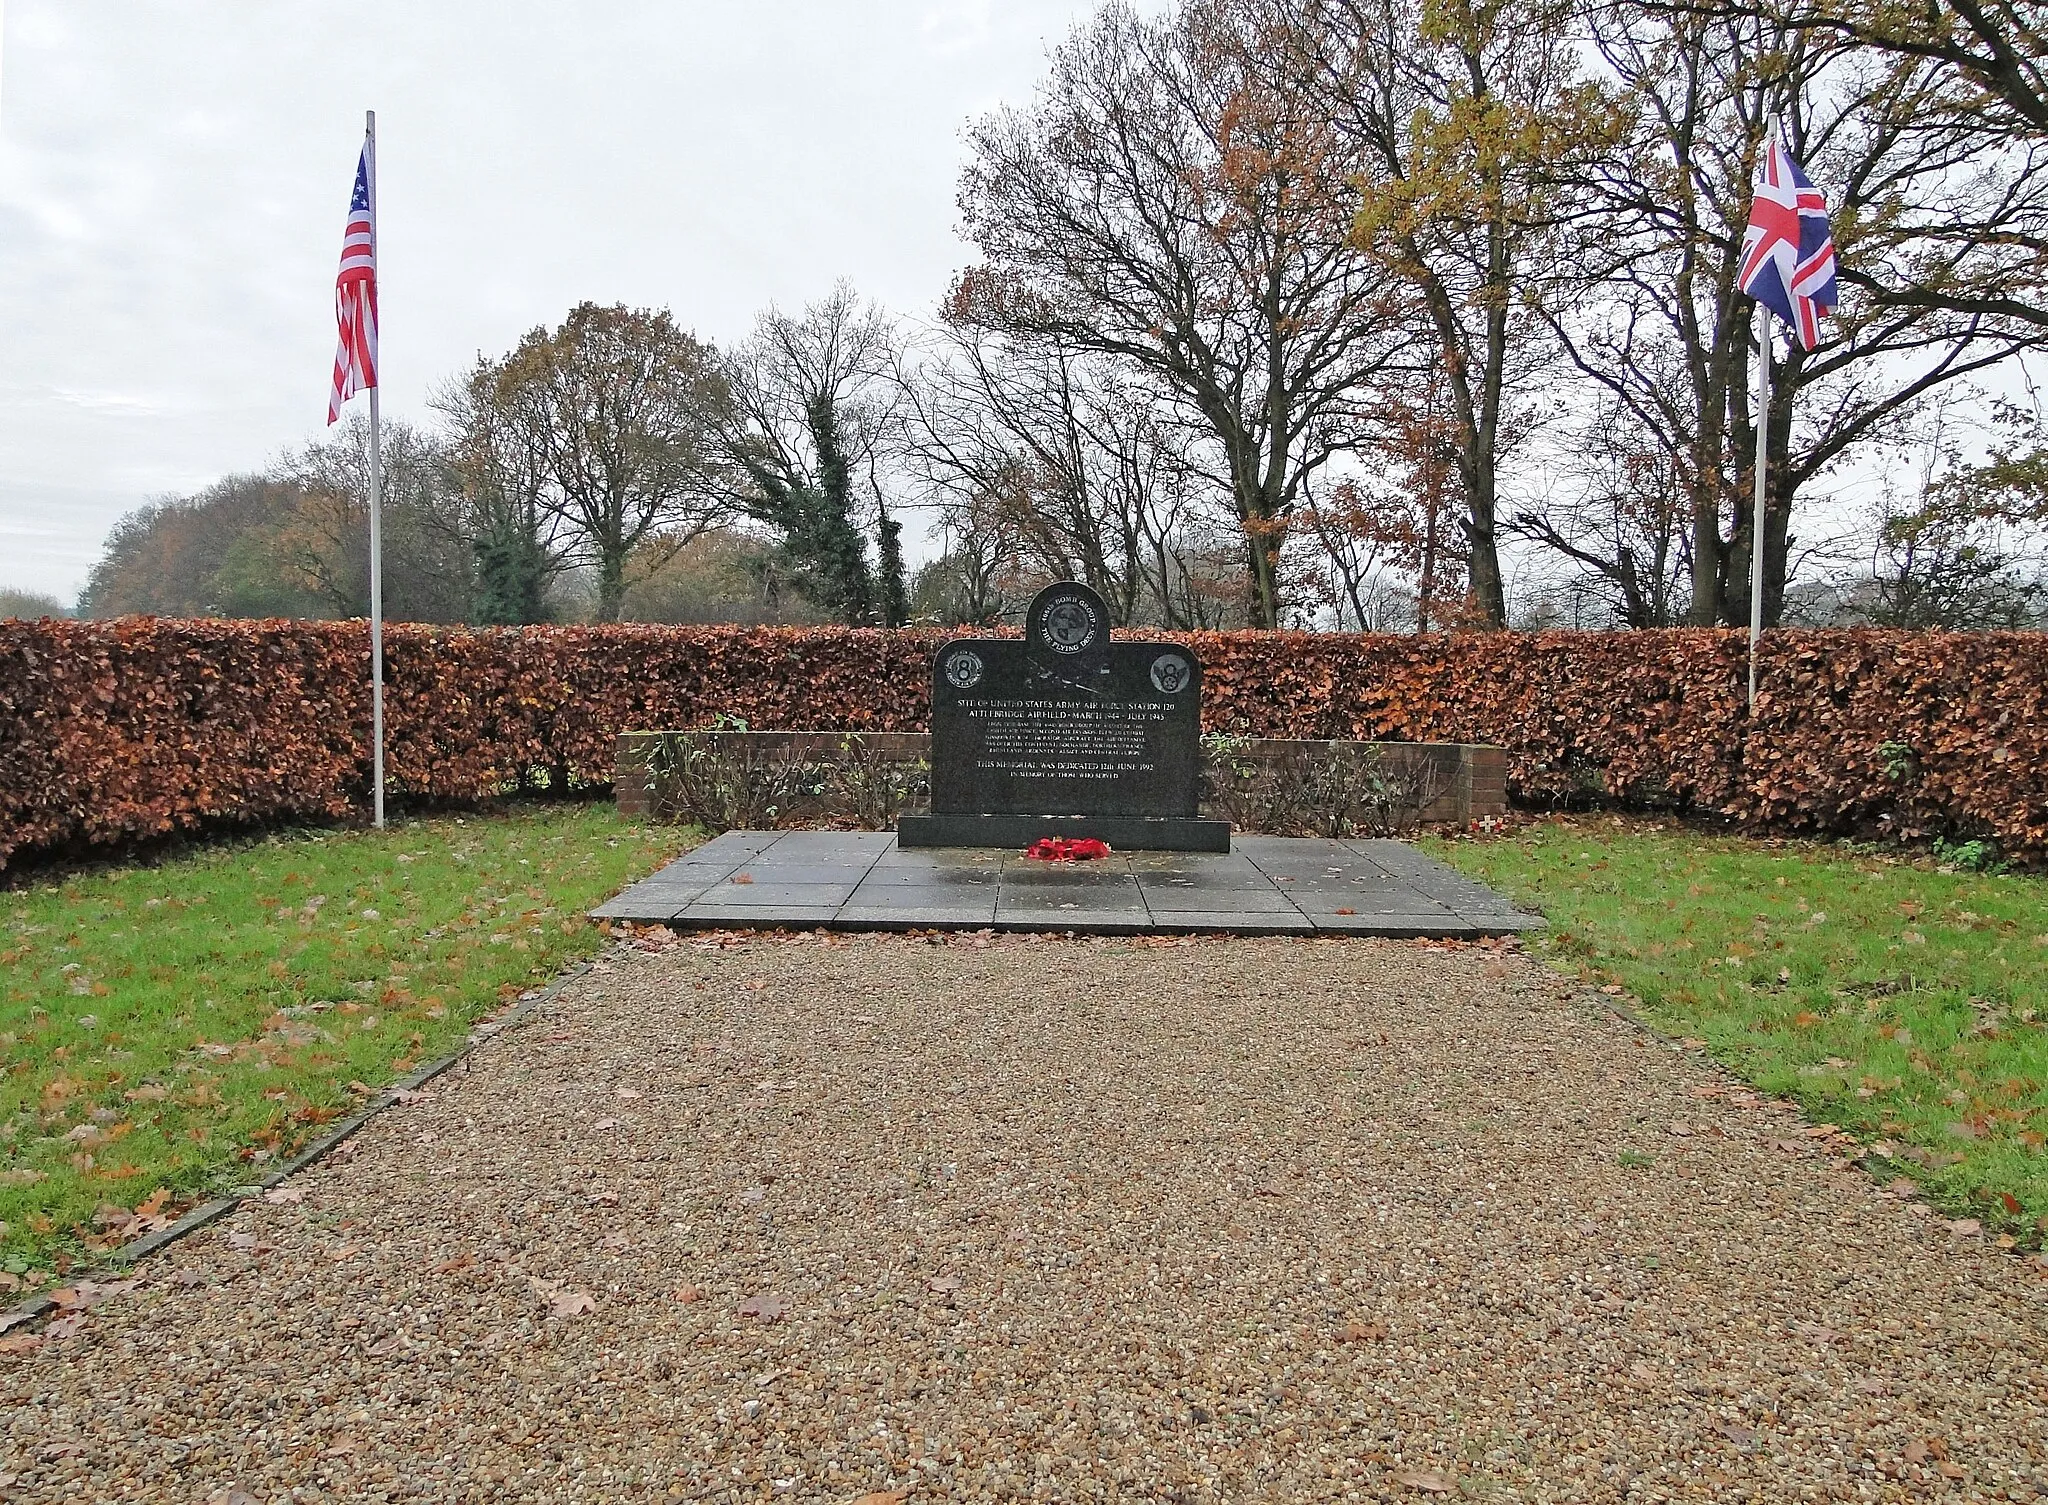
{"left": 953, "top": 0, "right": 1402, "bottom": 628}
{"left": 1547, "top": 3, "right": 2048, "bottom": 625}
{"left": 898, "top": 324, "right": 1219, "bottom": 626}
{"left": 712, "top": 284, "right": 908, "bottom": 625}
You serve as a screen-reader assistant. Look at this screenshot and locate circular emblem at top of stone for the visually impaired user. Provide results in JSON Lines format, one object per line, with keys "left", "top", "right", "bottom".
{"left": 1149, "top": 652, "right": 1193, "bottom": 695}
{"left": 942, "top": 648, "right": 984, "bottom": 690}
{"left": 1042, "top": 598, "right": 1097, "bottom": 654}
{"left": 1026, "top": 581, "right": 1108, "bottom": 660}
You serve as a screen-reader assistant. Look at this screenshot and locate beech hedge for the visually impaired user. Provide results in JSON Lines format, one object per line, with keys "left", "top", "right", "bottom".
{"left": 1, "top": 616, "right": 2042, "bottom": 870}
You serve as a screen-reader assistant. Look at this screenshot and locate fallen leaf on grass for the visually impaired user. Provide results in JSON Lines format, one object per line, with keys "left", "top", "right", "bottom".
{"left": 1393, "top": 1468, "right": 1453, "bottom": 1492}
{"left": 737, "top": 1292, "right": 788, "bottom": 1323}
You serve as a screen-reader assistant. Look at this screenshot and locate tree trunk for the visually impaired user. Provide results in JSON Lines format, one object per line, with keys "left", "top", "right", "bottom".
{"left": 596, "top": 547, "right": 627, "bottom": 623}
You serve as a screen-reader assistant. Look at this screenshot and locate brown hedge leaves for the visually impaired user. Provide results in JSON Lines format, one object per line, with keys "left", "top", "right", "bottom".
{"left": 2, "top": 618, "right": 2041, "bottom": 869}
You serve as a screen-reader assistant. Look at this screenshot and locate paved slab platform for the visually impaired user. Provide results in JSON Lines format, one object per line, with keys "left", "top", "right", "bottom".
{"left": 593, "top": 830, "right": 1540, "bottom": 937}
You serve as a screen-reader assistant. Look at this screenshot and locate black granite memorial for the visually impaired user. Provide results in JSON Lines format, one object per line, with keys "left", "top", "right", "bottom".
{"left": 897, "top": 581, "right": 1231, "bottom": 852}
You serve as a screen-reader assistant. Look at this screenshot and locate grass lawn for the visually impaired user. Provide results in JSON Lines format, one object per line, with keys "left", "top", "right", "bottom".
{"left": 1431, "top": 817, "right": 2048, "bottom": 1248}
{"left": 0, "top": 803, "right": 689, "bottom": 1282}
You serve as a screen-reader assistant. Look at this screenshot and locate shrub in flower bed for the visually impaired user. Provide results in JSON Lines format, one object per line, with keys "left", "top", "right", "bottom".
{"left": 2, "top": 616, "right": 2044, "bottom": 869}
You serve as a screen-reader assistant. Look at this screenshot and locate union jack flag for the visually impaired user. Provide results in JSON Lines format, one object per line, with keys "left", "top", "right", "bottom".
{"left": 327, "top": 137, "right": 378, "bottom": 424}
{"left": 1738, "top": 133, "right": 1837, "bottom": 351}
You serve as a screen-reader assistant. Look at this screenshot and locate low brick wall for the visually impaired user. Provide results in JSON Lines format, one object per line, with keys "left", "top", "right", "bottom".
{"left": 615, "top": 731, "right": 1506, "bottom": 827}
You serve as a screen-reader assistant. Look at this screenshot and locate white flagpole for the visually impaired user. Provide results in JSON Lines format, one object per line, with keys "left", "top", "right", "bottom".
{"left": 1748, "top": 306, "right": 1770, "bottom": 713}
{"left": 365, "top": 109, "right": 385, "bottom": 829}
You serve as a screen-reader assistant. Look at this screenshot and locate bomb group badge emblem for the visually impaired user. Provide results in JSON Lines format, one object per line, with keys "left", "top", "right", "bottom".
{"left": 1039, "top": 595, "right": 1100, "bottom": 655}
{"left": 943, "top": 649, "right": 985, "bottom": 690}
{"left": 1149, "top": 653, "right": 1192, "bottom": 695}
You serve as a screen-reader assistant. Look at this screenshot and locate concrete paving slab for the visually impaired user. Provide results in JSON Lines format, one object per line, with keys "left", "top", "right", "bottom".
{"left": 595, "top": 832, "right": 1537, "bottom": 937}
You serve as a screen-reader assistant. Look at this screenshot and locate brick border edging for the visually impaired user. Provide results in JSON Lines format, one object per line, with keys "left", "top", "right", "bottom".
{"left": 0, "top": 955, "right": 599, "bottom": 1336}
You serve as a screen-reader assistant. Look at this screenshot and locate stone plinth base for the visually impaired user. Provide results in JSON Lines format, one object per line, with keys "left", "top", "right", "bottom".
{"left": 896, "top": 813, "right": 1231, "bottom": 853}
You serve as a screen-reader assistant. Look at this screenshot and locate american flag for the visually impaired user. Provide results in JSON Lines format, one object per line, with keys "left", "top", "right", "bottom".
{"left": 327, "top": 138, "right": 378, "bottom": 424}
{"left": 1738, "top": 133, "right": 1838, "bottom": 351}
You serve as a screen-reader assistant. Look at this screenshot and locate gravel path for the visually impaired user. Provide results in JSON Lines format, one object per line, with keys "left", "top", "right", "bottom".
{"left": 3, "top": 932, "right": 2045, "bottom": 1503}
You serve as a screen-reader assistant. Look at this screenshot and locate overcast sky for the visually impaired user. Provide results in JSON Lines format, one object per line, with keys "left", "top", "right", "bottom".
{"left": 0, "top": 0, "right": 1109, "bottom": 602}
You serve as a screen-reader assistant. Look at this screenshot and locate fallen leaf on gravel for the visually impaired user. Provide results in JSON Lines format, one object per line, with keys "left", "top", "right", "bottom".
{"left": 848, "top": 1493, "right": 908, "bottom": 1505}
{"left": 1793, "top": 1320, "right": 1838, "bottom": 1344}
{"left": 1947, "top": 1218, "right": 1982, "bottom": 1236}
{"left": 547, "top": 1288, "right": 597, "bottom": 1318}
{"left": 737, "top": 1292, "right": 788, "bottom": 1323}
{"left": 615, "top": 1087, "right": 642, "bottom": 1100}
{"left": 753, "top": 1366, "right": 788, "bottom": 1387}
{"left": 391, "top": 1089, "right": 428, "bottom": 1105}
{"left": 927, "top": 1275, "right": 962, "bottom": 1294}
{"left": 430, "top": 1254, "right": 476, "bottom": 1275}
{"left": 1887, "top": 1177, "right": 1919, "bottom": 1196}
{"left": 1936, "top": 1462, "right": 1966, "bottom": 1479}
{"left": 365, "top": 1336, "right": 405, "bottom": 1357}
{"left": 226, "top": 1230, "right": 271, "bottom": 1254}
{"left": 50, "top": 1278, "right": 138, "bottom": 1311}
{"left": 1771, "top": 1138, "right": 1806, "bottom": 1154}
{"left": 586, "top": 1191, "right": 621, "bottom": 1206}
{"left": 1343, "top": 1318, "right": 1387, "bottom": 1342}
{"left": 262, "top": 1186, "right": 305, "bottom": 1205}
{"left": 1628, "top": 1361, "right": 1657, "bottom": 1383}
{"left": 205, "top": 1489, "right": 258, "bottom": 1505}
{"left": 740, "top": 1186, "right": 767, "bottom": 1206}
{"left": 1902, "top": 1440, "right": 1928, "bottom": 1464}
{"left": 1667, "top": 1122, "right": 1692, "bottom": 1136}
{"left": 1803, "top": 1124, "right": 1841, "bottom": 1138}
{"left": 593, "top": 1118, "right": 619, "bottom": 1131}
{"left": 1393, "top": 1468, "right": 1452, "bottom": 1492}
{"left": 38, "top": 1440, "right": 84, "bottom": 1461}
{"left": 1717, "top": 1422, "right": 1757, "bottom": 1449}
{"left": 676, "top": 1284, "right": 702, "bottom": 1304}
{"left": 0, "top": 1333, "right": 43, "bottom": 1354}
{"left": 44, "top": 1313, "right": 88, "bottom": 1341}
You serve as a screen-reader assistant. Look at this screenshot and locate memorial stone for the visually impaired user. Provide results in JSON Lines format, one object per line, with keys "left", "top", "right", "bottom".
{"left": 897, "top": 581, "right": 1231, "bottom": 851}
